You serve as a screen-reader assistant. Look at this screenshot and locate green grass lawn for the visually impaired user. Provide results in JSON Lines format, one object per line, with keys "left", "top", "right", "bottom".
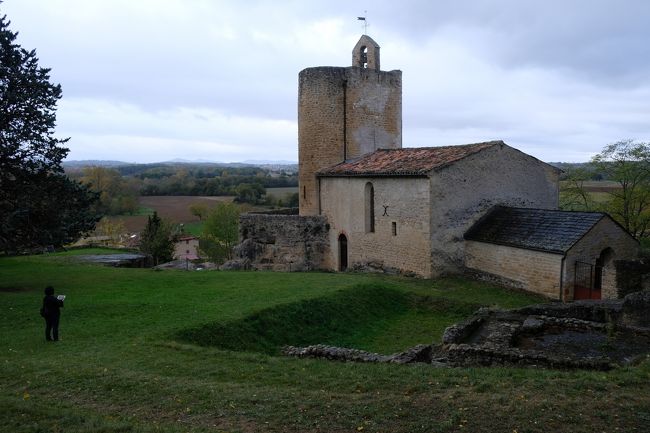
{"left": 182, "top": 221, "right": 204, "bottom": 236}
{"left": 1, "top": 250, "right": 648, "bottom": 432}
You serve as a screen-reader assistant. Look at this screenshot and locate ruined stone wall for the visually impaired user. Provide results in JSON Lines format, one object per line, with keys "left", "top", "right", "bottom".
{"left": 465, "top": 241, "right": 564, "bottom": 299}
{"left": 431, "top": 143, "right": 560, "bottom": 275}
{"left": 564, "top": 218, "right": 639, "bottom": 300}
{"left": 298, "top": 66, "right": 401, "bottom": 216}
{"left": 236, "top": 213, "right": 330, "bottom": 272}
{"left": 319, "top": 176, "right": 432, "bottom": 277}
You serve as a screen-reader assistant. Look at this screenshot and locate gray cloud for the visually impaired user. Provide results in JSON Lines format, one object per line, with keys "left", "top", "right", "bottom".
{"left": 3, "top": 0, "right": 649, "bottom": 162}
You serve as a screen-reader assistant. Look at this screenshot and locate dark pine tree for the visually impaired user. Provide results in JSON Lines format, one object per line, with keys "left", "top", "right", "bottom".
{"left": 139, "top": 211, "right": 175, "bottom": 265}
{"left": 0, "top": 9, "right": 99, "bottom": 253}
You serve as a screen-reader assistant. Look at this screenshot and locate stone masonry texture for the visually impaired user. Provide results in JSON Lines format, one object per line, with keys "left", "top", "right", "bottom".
{"left": 465, "top": 241, "right": 564, "bottom": 299}
{"left": 236, "top": 213, "right": 330, "bottom": 272}
{"left": 429, "top": 143, "right": 560, "bottom": 275}
{"left": 298, "top": 66, "right": 401, "bottom": 216}
{"left": 320, "top": 176, "right": 432, "bottom": 277}
{"left": 563, "top": 217, "right": 638, "bottom": 300}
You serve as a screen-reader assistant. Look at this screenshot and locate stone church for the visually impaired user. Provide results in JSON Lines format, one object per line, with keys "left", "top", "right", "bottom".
{"left": 237, "top": 35, "right": 638, "bottom": 302}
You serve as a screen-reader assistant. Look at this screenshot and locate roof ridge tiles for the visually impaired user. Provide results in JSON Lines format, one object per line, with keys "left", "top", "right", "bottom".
{"left": 317, "top": 141, "right": 502, "bottom": 177}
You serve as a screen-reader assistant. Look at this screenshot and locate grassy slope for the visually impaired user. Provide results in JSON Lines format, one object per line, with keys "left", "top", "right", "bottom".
{"left": 1, "top": 251, "right": 648, "bottom": 433}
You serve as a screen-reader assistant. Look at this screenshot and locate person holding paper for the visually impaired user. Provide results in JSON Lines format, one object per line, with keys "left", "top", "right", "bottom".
{"left": 42, "top": 286, "right": 64, "bottom": 341}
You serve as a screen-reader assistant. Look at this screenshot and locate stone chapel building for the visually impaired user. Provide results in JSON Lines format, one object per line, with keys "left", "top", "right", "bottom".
{"left": 236, "top": 35, "right": 638, "bottom": 301}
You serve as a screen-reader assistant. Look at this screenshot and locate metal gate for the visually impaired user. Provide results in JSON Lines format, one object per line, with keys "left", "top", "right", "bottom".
{"left": 574, "top": 261, "right": 602, "bottom": 300}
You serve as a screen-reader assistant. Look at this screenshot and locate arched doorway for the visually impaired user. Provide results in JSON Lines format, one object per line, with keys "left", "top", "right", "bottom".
{"left": 338, "top": 234, "right": 348, "bottom": 271}
{"left": 593, "top": 248, "right": 614, "bottom": 299}
{"left": 575, "top": 248, "right": 615, "bottom": 300}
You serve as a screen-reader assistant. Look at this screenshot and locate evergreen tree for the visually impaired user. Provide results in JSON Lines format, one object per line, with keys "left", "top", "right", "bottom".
{"left": 139, "top": 211, "right": 175, "bottom": 265}
{"left": 0, "top": 9, "right": 98, "bottom": 252}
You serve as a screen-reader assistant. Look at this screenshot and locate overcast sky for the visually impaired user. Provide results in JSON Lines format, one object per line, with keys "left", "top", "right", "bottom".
{"left": 4, "top": 0, "right": 650, "bottom": 163}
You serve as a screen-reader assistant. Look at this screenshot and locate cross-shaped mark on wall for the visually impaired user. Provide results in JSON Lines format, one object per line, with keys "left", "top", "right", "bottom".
{"left": 382, "top": 205, "right": 389, "bottom": 216}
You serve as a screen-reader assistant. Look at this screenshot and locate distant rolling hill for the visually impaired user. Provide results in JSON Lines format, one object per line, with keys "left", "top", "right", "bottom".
{"left": 63, "top": 159, "right": 297, "bottom": 170}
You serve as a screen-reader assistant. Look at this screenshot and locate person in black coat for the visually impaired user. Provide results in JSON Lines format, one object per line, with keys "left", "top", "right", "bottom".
{"left": 42, "top": 286, "right": 64, "bottom": 341}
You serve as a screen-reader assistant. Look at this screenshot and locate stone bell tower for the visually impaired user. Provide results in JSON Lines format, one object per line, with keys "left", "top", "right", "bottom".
{"left": 352, "top": 34, "right": 380, "bottom": 70}
{"left": 297, "top": 35, "right": 402, "bottom": 216}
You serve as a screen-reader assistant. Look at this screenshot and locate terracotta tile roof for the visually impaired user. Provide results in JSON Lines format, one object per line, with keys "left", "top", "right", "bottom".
{"left": 464, "top": 206, "right": 608, "bottom": 254}
{"left": 317, "top": 141, "right": 502, "bottom": 177}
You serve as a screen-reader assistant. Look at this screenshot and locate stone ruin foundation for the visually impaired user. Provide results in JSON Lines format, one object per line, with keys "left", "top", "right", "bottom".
{"left": 283, "top": 290, "right": 650, "bottom": 370}
{"left": 229, "top": 209, "right": 330, "bottom": 272}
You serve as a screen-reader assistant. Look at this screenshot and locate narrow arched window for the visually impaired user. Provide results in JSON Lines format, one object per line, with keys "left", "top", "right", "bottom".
{"left": 360, "top": 46, "right": 368, "bottom": 68}
{"left": 338, "top": 233, "right": 348, "bottom": 271}
{"left": 365, "top": 182, "right": 375, "bottom": 233}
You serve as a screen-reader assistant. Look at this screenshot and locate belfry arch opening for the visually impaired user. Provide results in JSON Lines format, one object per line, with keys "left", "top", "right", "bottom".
{"left": 359, "top": 45, "right": 368, "bottom": 68}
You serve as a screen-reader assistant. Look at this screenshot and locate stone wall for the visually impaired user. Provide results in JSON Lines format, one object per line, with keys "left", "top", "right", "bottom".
{"left": 563, "top": 217, "right": 639, "bottom": 300}
{"left": 298, "top": 66, "right": 401, "bottom": 216}
{"left": 430, "top": 143, "right": 560, "bottom": 275}
{"left": 319, "top": 176, "right": 432, "bottom": 277}
{"left": 465, "top": 241, "right": 563, "bottom": 299}
{"left": 615, "top": 259, "right": 650, "bottom": 297}
{"left": 282, "top": 344, "right": 432, "bottom": 364}
{"left": 344, "top": 67, "right": 402, "bottom": 158}
{"left": 235, "top": 213, "right": 330, "bottom": 272}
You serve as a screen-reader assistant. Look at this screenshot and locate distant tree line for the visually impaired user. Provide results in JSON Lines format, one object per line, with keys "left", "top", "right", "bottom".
{"left": 66, "top": 164, "right": 298, "bottom": 213}
{"left": 552, "top": 162, "right": 608, "bottom": 181}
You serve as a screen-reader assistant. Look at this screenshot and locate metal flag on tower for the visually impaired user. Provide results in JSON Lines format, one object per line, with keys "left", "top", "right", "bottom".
{"left": 357, "top": 12, "right": 368, "bottom": 34}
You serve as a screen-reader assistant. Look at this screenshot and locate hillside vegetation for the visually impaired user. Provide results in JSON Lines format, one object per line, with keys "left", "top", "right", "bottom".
{"left": 179, "top": 285, "right": 481, "bottom": 354}
{"left": 1, "top": 250, "right": 648, "bottom": 432}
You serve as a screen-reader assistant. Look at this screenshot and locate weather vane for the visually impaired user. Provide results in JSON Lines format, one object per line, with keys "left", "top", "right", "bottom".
{"left": 357, "top": 11, "right": 368, "bottom": 34}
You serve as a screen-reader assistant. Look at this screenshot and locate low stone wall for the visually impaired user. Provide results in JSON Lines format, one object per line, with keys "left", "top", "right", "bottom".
{"left": 442, "top": 343, "right": 614, "bottom": 370}
{"left": 234, "top": 212, "right": 330, "bottom": 272}
{"left": 282, "top": 344, "right": 435, "bottom": 365}
{"left": 516, "top": 300, "right": 623, "bottom": 323}
{"left": 623, "top": 290, "right": 650, "bottom": 327}
{"left": 615, "top": 259, "right": 650, "bottom": 298}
